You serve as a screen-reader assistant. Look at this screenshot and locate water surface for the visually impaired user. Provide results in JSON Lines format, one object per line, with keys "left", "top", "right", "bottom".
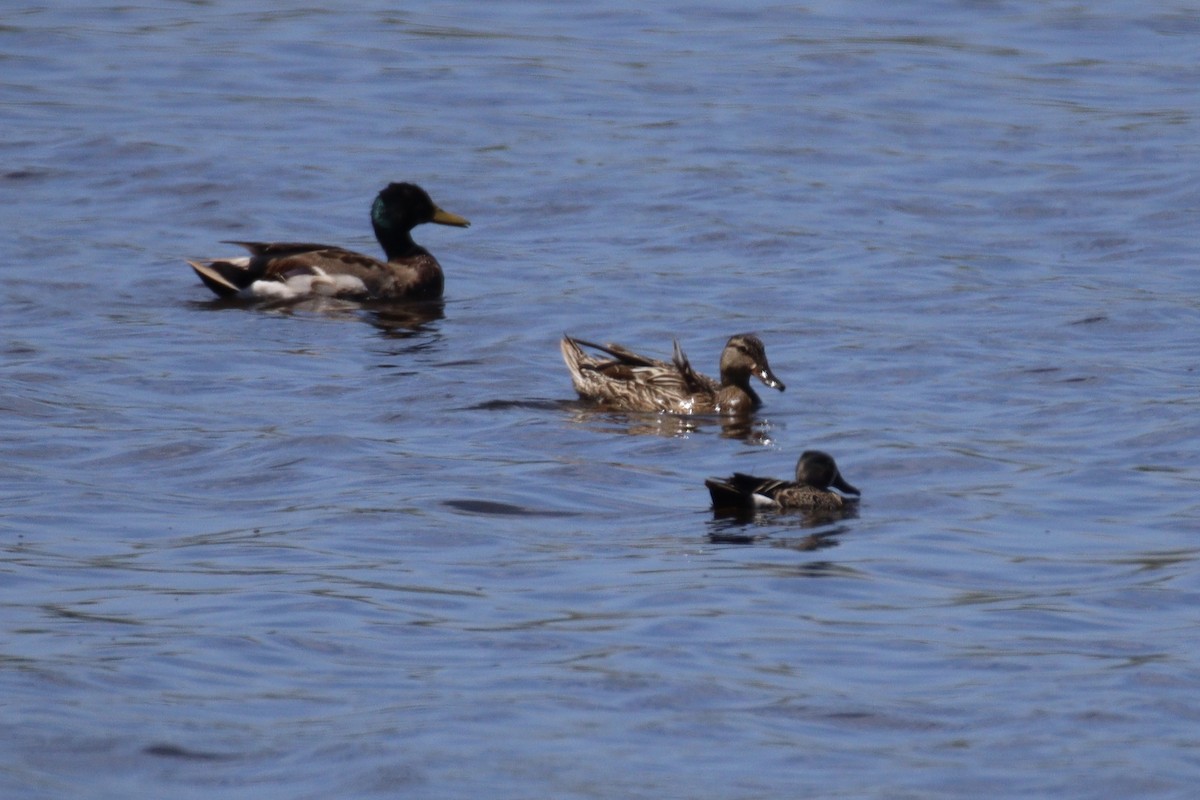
{"left": 2, "top": 2, "right": 1199, "bottom": 798}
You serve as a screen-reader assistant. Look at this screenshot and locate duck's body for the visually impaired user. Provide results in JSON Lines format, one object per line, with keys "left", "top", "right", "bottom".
{"left": 560, "top": 333, "right": 784, "bottom": 416}
{"left": 187, "top": 182, "right": 469, "bottom": 302}
{"left": 706, "top": 450, "right": 860, "bottom": 512}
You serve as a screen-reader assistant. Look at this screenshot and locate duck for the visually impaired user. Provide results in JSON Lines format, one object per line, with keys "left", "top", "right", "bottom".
{"left": 560, "top": 333, "right": 785, "bottom": 415}
{"left": 705, "top": 450, "right": 860, "bottom": 512}
{"left": 187, "top": 182, "right": 469, "bottom": 301}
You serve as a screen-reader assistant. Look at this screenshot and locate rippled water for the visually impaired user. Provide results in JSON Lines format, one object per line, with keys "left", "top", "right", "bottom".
{"left": 3, "top": 2, "right": 1199, "bottom": 797}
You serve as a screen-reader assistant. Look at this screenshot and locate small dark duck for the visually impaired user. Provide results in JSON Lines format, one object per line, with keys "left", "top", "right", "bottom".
{"left": 706, "top": 450, "right": 860, "bottom": 512}
{"left": 560, "top": 333, "right": 785, "bottom": 415}
{"left": 187, "top": 182, "right": 469, "bottom": 301}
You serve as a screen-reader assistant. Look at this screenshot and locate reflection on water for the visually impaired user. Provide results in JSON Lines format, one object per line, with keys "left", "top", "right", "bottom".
{"left": 706, "top": 506, "right": 859, "bottom": 550}
{"left": 188, "top": 294, "right": 446, "bottom": 334}
{"left": 565, "top": 406, "right": 779, "bottom": 445}
{"left": 708, "top": 503, "right": 860, "bottom": 528}
{"left": 709, "top": 525, "right": 845, "bottom": 552}
{"left": 361, "top": 301, "right": 446, "bottom": 336}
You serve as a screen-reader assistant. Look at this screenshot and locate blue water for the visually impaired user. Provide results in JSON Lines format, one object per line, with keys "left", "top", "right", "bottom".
{"left": 2, "top": 2, "right": 1199, "bottom": 797}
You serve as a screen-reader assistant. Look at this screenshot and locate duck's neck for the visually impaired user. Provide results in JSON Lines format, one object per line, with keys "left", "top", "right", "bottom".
{"left": 373, "top": 220, "right": 424, "bottom": 261}
{"left": 722, "top": 370, "right": 762, "bottom": 407}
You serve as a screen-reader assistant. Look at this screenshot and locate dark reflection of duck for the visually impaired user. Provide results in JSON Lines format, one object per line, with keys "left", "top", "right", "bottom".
{"left": 706, "top": 450, "right": 860, "bottom": 513}
{"left": 560, "top": 333, "right": 785, "bottom": 416}
{"left": 707, "top": 519, "right": 850, "bottom": 550}
{"left": 187, "top": 182, "right": 469, "bottom": 302}
{"left": 362, "top": 302, "right": 445, "bottom": 336}
{"left": 564, "top": 406, "right": 777, "bottom": 445}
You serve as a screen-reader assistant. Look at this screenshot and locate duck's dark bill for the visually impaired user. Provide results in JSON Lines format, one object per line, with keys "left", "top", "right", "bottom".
{"left": 758, "top": 367, "right": 786, "bottom": 391}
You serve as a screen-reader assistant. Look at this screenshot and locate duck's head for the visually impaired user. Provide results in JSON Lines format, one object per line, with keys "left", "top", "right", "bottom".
{"left": 795, "top": 450, "right": 860, "bottom": 496}
{"left": 719, "top": 334, "right": 786, "bottom": 392}
{"left": 371, "top": 182, "right": 470, "bottom": 233}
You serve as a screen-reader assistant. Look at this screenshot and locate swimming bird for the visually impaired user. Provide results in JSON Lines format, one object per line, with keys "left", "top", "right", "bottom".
{"left": 187, "top": 182, "right": 469, "bottom": 301}
{"left": 705, "top": 450, "right": 860, "bottom": 512}
{"left": 560, "top": 333, "right": 785, "bottom": 415}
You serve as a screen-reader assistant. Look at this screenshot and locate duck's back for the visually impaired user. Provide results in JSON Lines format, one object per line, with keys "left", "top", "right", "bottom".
{"left": 561, "top": 336, "right": 719, "bottom": 413}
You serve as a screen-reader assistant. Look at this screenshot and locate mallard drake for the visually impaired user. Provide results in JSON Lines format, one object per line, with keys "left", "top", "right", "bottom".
{"left": 187, "top": 182, "right": 469, "bottom": 301}
{"left": 705, "top": 450, "right": 860, "bottom": 512}
{"left": 560, "top": 333, "right": 785, "bottom": 415}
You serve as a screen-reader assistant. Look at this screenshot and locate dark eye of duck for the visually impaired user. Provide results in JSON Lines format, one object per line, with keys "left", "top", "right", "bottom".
{"left": 732, "top": 339, "right": 761, "bottom": 359}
